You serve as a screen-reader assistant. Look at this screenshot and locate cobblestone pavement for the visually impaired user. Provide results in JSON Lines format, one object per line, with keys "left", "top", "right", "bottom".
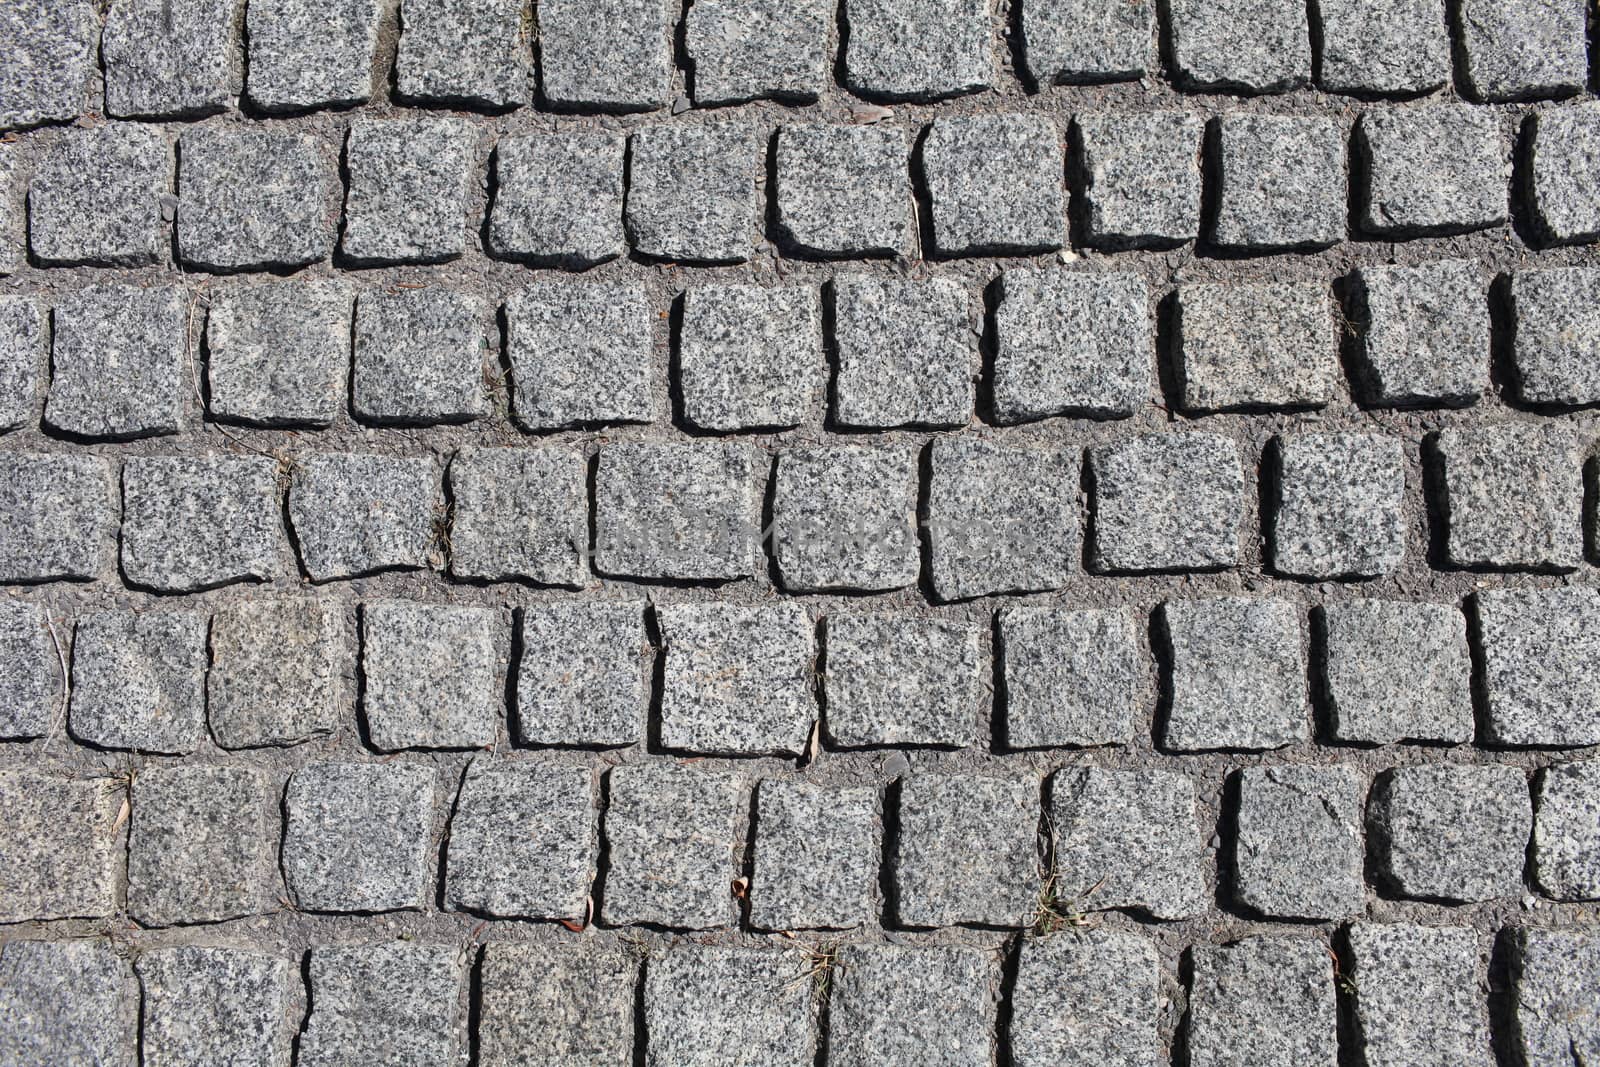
{"left": 1, "top": 0, "right": 1599, "bottom": 1063}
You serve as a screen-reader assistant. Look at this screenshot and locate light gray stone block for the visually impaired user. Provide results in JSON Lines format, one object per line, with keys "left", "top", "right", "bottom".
{"left": 1353, "top": 259, "right": 1489, "bottom": 407}
{"left": 121, "top": 454, "right": 287, "bottom": 593}
{"left": 1232, "top": 765, "right": 1364, "bottom": 920}
{"left": 832, "top": 275, "right": 972, "bottom": 428}
{"left": 1511, "top": 267, "right": 1600, "bottom": 407}
{"left": 340, "top": 116, "right": 477, "bottom": 265}
{"left": 0, "top": 0, "right": 97, "bottom": 130}
{"left": 1511, "top": 928, "right": 1600, "bottom": 1064}
{"left": 1000, "top": 606, "right": 1141, "bottom": 749}
{"left": 626, "top": 122, "right": 763, "bottom": 263}
{"left": 679, "top": 283, "right": 824, "bottom": 431}
{"left": 1176, "top": 281, "right": 1338, "bottom": 412}
{"left": 489, "top": 131, "right": 626, "bottom": 267}
{"left": 1188, "top": 938, "right": 1336, "bottom": 1067}
{"left": 1075, "top": 111, "right": 1203, "bottom": 248}
{"left": 686, "top": 0, "right": 831, "bottom": 104}
{"left": 206, "top": 280, "right": 352, "bottom": 428}
{"left": 1436, "top": 422, "right": 1583, "bottom": 572}
{"left": 1316, "top": 0, "right": 1450, "bottom": 95}
{"left": 1088, "top": 433, "right": 1244, "bottom": 573}
{"left": 775, "top": 124, "right": 913, "bottom": 257}
{"left": 658, "top": 602, "right": 814, "bottom": 756}
{"left": 449, "top": 446, "right": 586, "bottom": 585}
{"left": 1161, "top": 597, "right": 1307, "bottom": 752}
{"left": 28, "top": 123, "right": 170, "bottom": 267}
{"left": 127, "top": 764, "right": 277, "bottom": 925}
{"left": 0, "top": 941, "right": 137, "bottom": 1066}
{"left": 515, "top": 600, "right": 646, "bottom": 747}
{"left": 69, "top": 610, "right": 207, "bottom": 754}
{"left": 1476, "top": 586, "right": 1600, "bottom": 747}
{"left": 1357, "top": 106, "right": 1507, "bottom": 236}
{"left": 245, "top": 0, "right": 381, "bottom": 111}
{"left": 352, "top": 288, "right": 487, "bottom": 425}
{"left": 751, "top": 780, "right": 876, "bottom": 930}
{"left": 1050, "top": 766, "right": 1206, "bottom": 920}
{"left": 1270, "top": 432, "right": 1406, "bottom": 578}
{"left": 1347, "top": 923, "right": 1492, "bottom": 1067}
{"left": 1369, "top": 763, "right": 1531, "bottom": 902}
{"left": 0, "top": 770, "right": 122, "bottom": 922}
{"left": 0, "top": 296, "right": 41, "bottom": 430}
{"left": 1213, "top": 115, "right": 1344, "bottom": 250}
{"left": 0, "top": 601, "right": 61, "bottom": 739}
{"left": 1323, "top": 599, "right": 1473, "bottom": 744}
{"left": 1021, "top": 0, "right": 1150, "bottom": 83}
{"left": 1530, "top": 103, "right": 1600, "bottom": 244}
{"left": 361, "top": 600, "right": 505, "bottom": 750}
{"left": 594, "top": 441, "right": 760, "bottom": 580}
{"left": 644, "top": 947, "right": 812, "bottom": 1067}
{"left": 395, "top": 0, "right": 530, "bottom": 107}
{"left": 282, "top": 761, "right": 436, "bottom": 912}
{"left": 601, "top": 762, "right": 742, "bottom": 928}
{"left": 1011, "top": 930, "right": 1161, "bottom": 1067}
{"left": 923, "top": 113, "right": 1064, "bottom": 255}
{"left": 444, "top": 760, "right": 593, "bottom": 919}
{"left": 772, "top": 444, "right": 920, "bottom": 593}
{"left": 893, "top": 773, "right": 1038, "bottom": 927}
{"left": 824, "top": 613, "right": 982, "bottom": 747}
{"left": 0, "top": 452, "right": 118, "bottom": 582}
{"left": 829, "top": 945, "right": 997, "bottom": 1067}
{"left": 478, "top": 943, "right": 636, "bottom": 1066}
{"left": 1534, "top": 760, "right": 1600, "bottom": 901}
{"left": 1166, "top": 0, "right": 1310, "bottom": 92}
{"left": 299, "top": 944, "right": 464, "bottom": 1067}
{"left": 45, "top": 284, "right": 188, "bottom": 441}
{"left": 506, "top": 282, "right": 654, "bottom": 428}
{"left": 288, "top": 452, "right": 441, "bottom": 580}
{"left": 993, "top": 268, "right": 1151, "bottom": 419}
{"left": 842, "top": 0, "right": 994, "bottom": 102}
{"left": 209, "top": 598, "right": 345, "bottom": 749}
{"left": 177, "top": 127, "right": 336, "bottom": 271}
{"left": 0, "top": 148, "right": 19, "bottom": 274}
{"left": 138, "top": 947, "right": 296, "bottom": 1067}
{"left": 1456, "top": 0, "right": 1588, "bottom": 101}
{"left": 538, "top": 0, "right": 672, "bottom": 111}
{"left": 103, "top": 0, "right": 244, "bottom": 118}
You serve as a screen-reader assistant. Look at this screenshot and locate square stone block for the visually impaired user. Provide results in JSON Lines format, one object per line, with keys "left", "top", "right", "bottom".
{"left": 361, "top": 600, "right": 506, "bottom": 750}
{"left": 892, "top": 773, "right": 1038, "bottom": 927}
{"left": 282, "top": 761, "right": 436, "bottom": 913}
{"left": 824, "top": 613, "right": 982, "bottom": 748}
{"left": 1161, "top": 597, "right": 1307, "bottom": 751}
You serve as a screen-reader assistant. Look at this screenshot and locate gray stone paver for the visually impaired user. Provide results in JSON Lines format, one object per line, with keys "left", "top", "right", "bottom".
{"left": 892, "top": 773, "right": 1038, "bottom": 927}
{"left": 352, "top": 288, "right": 488, "bottom": 425}
{"left": 1161, "top": 597, "right": 1307, "bottom": 752}
{"left": 0, "top": 296, "right": 42, "bottom": 430}
{"left": 686, "top": 0, "right": 830, "bottom": 105}
{"left": 1187, "top": 937, "right": 1337, "bottom": 1067}
{"left": 751, "top": 779, "right": 876, "bottom": 930}
{"left": 0, "top": 0, "right": 97, "bottom": 130}
{"left": 394, "top": 0, "right": 528, "bottom": 108}
{"left": 601, "top": 762, "right": 742, "bottom": 928}
{"left": 121, "top": 454, "right": 287, "bottom": 592}
{"left": 245, "top": 0, "right": 380, "bottom": 111}
{"left": 772, "top": 444, "right": 920, "bottom": 593}
{"left": 644, "top": 947, "right": 812, "bottom": 1067}
{"left": 678, "top": 283, "right": 824, "bottom": 431}
{"left": 1457, "top": 0, "right": 1588, "bottom": 101}
{"left": 539, "top": 0, "right": 672, "bottom": 112}
{"left": 506, "top": 282, "right": 654, "bottom": 429}
{"left": 1011, "top": 930, "right": 1161, "bottom": 1067}
{"left": 1357, "top": 106, "right": 1507, "bottom": 237}
{"left": 447, "top": 445, "right": 587, "bottom": 585}
{"left": 1369, "top": 763, "right": 1531, "bottom": 902}
{"left": 1175, "top": 281, "right": 1338, "bottom": 413}
{"left": 1353, "top": 259, "right": 1489, "bottom": 407}
{"left": 0, "top": 941, "right": 138, "bottom": 1066}
{"left": 1511, "top": 928, "right": 1600, "bottom": 1065}
{"left": 478, "top": 943, "right": 636, "bottom": 1066}
{"left": 1167, "top": 0, "right": 1310, "bottom": 93}
{"left": 361, "top": 600, "right": 505, "bottom": 750}
{"left": 1347, "top": 923, "right": 1493, "bottom": 1067}
{"left": 341, "top": 116, "right": 476, "bottom": 265}
{"left": 922, "top": 113, "right": 1065, "bottom": 255}
{"left": 1231, "top": 764, "right": 1364, "bottom": 920}
{"left": 138, "top": 946, "right": 296, "bottom": 1067}
{"left": 1001, "top": 606, "right": 1141, "bottom": 749}
{"left": 205, "top": 280, "right": 352, "bottom": 428}
{"left": 626, "top": 123, "right": 762, "bottom": 264}
{"left": 1213, "top": 115, "right": 1344, "bottom": 250}
{"left": 0, "top": 601, "right": 61, "bottom": 739}
{"left": 1533, "top": 760, "right": 1600, "bottom": 901}
{"left": 489, "top": 132, "right": 626, "bottom": 267}
{"left": 103, "top": 0, "right": 243, "bottom": 119}
{"left": 1089, "top": 433, "right": 1245, "bottom": 572}
{"left": 824, "top": 613, "right": 982, "bottom": 747}
{"left": 28, "top": 123, "right": 170, "bottom": 267}
{"left": 832, "top": 275, "right": 972, "bottom": 428}
{"left": 69, "top": 609, "right": 208, "bottom": 754}
{"left": 1322, "top": 599, "right": 1474, "bottom": 744}
{"left": 775, "top": 125, "right": 913, "bottom": 257}
{"left": 1511, "top": 268, "right": 1600, "bottom": 407}
{"left": 208, "top": 597, "right": 345, "bottom": 749}
{"left": 1436, "top": 422, "right": 1584, "bottom": 572}
{"left": 0, "top": 452, "right": 118, "bottom": 582}
{"left": 1476, "top": 586, "right": 1600, "bottom": 747}
{"left": 828, "top": 944, "right": 998, "bottom": 1066}
{"left": 1022, "top": 0, "right": 1151, "bottom": 84}
{"left": 1270, "top": 432, "right": 1406, "bottom": 579}
{"left": 298, "top": 943, "right": 464, "bottom": 1067}
{"left": 177, "top": 126, "right": 336, "bottom": 271}
{"left": 45, "top": 284, "right": 188, "bottom": 441}
{"left": 516, "top": 600, "right": 647, "bottom": 747}
{"left": 0, "top": 770, "right": 123, "bottom": 922}
{"left": 843, "top": 0, "right": 994, "bottom": 102}
{"left": 1316, "top": 0, "right": 1450, "bottom": 96}
{"left": 1529, "top": 103, "right": 1600, "bottom": 244}
{"left": 287, "top": 452, "right": 441, "bottom": 581}
{"left": 282, "top": 761, "right": 436, "bottom": 913}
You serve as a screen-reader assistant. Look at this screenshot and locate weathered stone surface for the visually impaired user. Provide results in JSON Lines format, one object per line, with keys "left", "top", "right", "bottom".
{"left": 138, "top": 946, "right": 296, "bottom": 1067}
{"left": 594, "top": 441, "right": 759, "bottom": 581}
{"left": 1533, "top": 760, "right": 1600, "bottom": 901}
{"left": 626, "top": 122, "right": 762, "bottom": 263}
{"left": 1436, "top": 422, "right": 1583, "bottom": 572}
{"left": 478, "top": 943, "right": 636, "bottom": 1066}
{"left": 1161, "top": 597, "right": 1307, "bottom": 751}
{"left": 0, "top": 452, "right": 117, "bottom": 582}
{"left": 209, "top": 598, "right": 345, "bottom": 749}
{"left": 1511, "top": 928, "right": 1600, "bottom": 1065}
{"left": 395, "top": 0, "right": 529, "bottom": 107}
{"left": 926, "top": 436, "right": 1076, "bottom": 599}
{"left": 0, "top": 149, "right": 16, "bottom": 275}
{"left": 842, "top": 0, "right": 993, "bottom": 101}
{"left": 0, "top": 601, "right": 60, "bottom": 739}
{"left": 516, "top": 600, "right": 646, "bottom": 747}
{"left": 340, "top": 116, "right": 476, "bottom": 264}
{"left": 121, "top": 454, "right": 287, "bottom": 592}
{"left": 1316, "top": 0, "right": 1450, "bottom": 95}
{"left": 1232, "top": 765, "right": 1364, "bottom": 920}
{"left": 679, "top": 283, "right": 824, "bottom": 431}
{"left": 45, "top": 284, "right": 188, "bottom": 441}
{"left": 0, "top": 770, "right": 122, "bottom": 921}
{"left": 444, "top": 760, "right": 593, "bottom": 919}
{"left": 772, "top": 444, "right": 920, "bottom": 592}
{"left": 644, "top": 947, "right": 812, "bottom": 1066}
{"left": 506, "top": 282, "right": 654, "bottom": 428}
{"left": 28, "top": 123, "right": 170, "bottom": 267}
{"left": 352, "top": 288, "right": 487, "bottom": 425}
{"left": 246, "top": 0, "right": 381, "bottom": 111}
{"left": 1075, "top": 111, "right": 1202, "bottom": 248}
{"left": 893, "top": 773, "right": 1037, "bottom": 927}
{"left": 1352, "top": 259, "right": 1489, "bottom": 407}
{"left": 206, "top": 280, "right": 352, "bottom": 427}
{"left": 1050, "top": 766, "right": 1205, "bottom": 919}
{"left": 1213, "top": 115, "right": 1344, "bottom": 250}
{"left": 489, "top": 131, "right": 626, "bottom": 267}
{"left": 824, "top": 613, "right": 981, "bottom": 747}
{"left": 448, "top": 445, "right": 586, "bottom": 585}
{"left": 1088, "top": 433, "right": 1244, "bottom": 573}
{"left": 1456, "top": 0, "right": 1588, "bottom": 101}
{"left": 1322, "top": 599, "right": 1474, "bottom": 744}
{"left": 601, "top": 762, "right": 741, "bottom": 928}
{"left": 685, "top": 0, "right": 830, "bottom": 104}
{"left": 1021, "top": 0, "right": 1150, "bottom": 83}
{"left": 298, "top": 943, "right": 464, "bottom": 1067}
{"left": 0, "top": 296, "right": 37, "bottom": 429}
{"left": 751, "top": 780, "right": 876, "bottom": 930}
{"left": 1187, "top": 938, "right": 1337, "bottom": 1067}
{"left": 1270, "top": 432, "right": 1406, "bottom": 578}
{"left": 0, "top": 0, "right": 97, "bottom": 129}
{"left": 829, "top": 945, "right": 997, "bottom": 1066}
{"left": 177, "top": 127, "right": 336, "bottom": 271}
{"left": 0, "top": 941, "right": 137, "bottom": 1065}
{"left": 1001, "top": 606, "right": 1139, "bottom": 749}
{"left": 1511, "top": 268, "right": 1600, "bottom": 407}
{"left": 1356, "top": 106, "right": 1507, "bottom": 236}
{"left": 69, "top": 610, "right": 207, "bottom": 754}
{"left": 127, "top": 764, "right": 277, "bottom": 925}
{"left": 361, "top": 600, "right": 505, "bottom": 750}
{"left": 775, "top": 124, "right": 912, "bottom": 257}
{"left": 282, "top": 761, "right": 436, "bottom": 912}
{"left": 1176, "top": 281, "right": 1338, "bottom": 412}
{"left": 103, "top": 0, "right": 244, "bottom": 118}
{"left": 923, "top": 113, "right": 1064, "bottom": 255}
{"left": 1369, "top": 763, "right": 1531, "bottom": 901}
{"left": 1477, "top": 587, "right": 1600, "bottom": 747}
{"left": 833, "top": 275, "right": 972, "bottom": 428}
{"left": 1347, "top": 923, "right": 1492, "bottom": 1067}
{"left": 993, "top": 268, "right": 1150, "bottom": 420}
{"left": 287, "top": 452, "right": 441, "bottom": 580}
{"left": 1166, "top": 0, "right": 1310, "bottom": 93}
{"left": 1529, "top": 103, "right": 1600, "bottom": 244}
{"left": 658, "top": 602, "right": 814, "bottom": 755}
{"left": 538, "top": 0, "right": 672, "bottom": 111}
{"left": 1011, "top": 930, "right": 1161, "bottom": 1067}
